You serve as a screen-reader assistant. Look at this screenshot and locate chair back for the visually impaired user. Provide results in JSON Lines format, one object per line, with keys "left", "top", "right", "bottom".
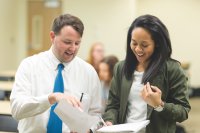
{"left": 0, "top": 114, "right": 18, "bottom": 132}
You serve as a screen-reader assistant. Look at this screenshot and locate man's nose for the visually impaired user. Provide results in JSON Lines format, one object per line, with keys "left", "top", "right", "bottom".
{"left": 69, "top": 43, "right": 76, "bottom": 51}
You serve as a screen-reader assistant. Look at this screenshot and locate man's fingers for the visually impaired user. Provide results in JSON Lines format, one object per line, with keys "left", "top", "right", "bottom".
{"left": 54, "top": 93, "right": 83, "bottom": 112}
{"left": 68, "top": 96, "right": 81, "bottom": 108}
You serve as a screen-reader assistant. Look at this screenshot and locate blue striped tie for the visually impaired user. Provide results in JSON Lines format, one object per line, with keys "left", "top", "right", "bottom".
{"left": 47, "top": 63, "right": 64, "bottom": 133}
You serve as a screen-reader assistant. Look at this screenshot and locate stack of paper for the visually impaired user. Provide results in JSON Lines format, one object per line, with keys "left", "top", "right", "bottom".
{"left": 97, "top": 120, "right": 150, "bottom": 133}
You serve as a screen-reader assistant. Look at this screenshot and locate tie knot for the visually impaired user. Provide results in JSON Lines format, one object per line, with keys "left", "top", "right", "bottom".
{"left": 57, "top": 63, "right": 64, "bottom": 70}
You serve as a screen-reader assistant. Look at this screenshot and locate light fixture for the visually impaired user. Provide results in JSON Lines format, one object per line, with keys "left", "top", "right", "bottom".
{"left": 44, "top": 0, "right": 60, "bottom": 8}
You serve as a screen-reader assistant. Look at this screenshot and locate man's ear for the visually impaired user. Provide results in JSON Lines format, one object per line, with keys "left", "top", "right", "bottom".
{"left": 50, "top": 31, "right": 55, "bottom": 42}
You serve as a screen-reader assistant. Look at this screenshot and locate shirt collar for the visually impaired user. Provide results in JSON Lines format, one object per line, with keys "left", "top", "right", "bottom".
{"left": 48, "top": 46, "right": 74, "bottom": 71}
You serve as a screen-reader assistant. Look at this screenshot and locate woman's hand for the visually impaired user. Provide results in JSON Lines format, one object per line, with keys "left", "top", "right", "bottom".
{"left": 141, "top": 82, "right": 163, "bottom": 108}
{"left": 105, "top": 121, "right": 113, "bottom": 126}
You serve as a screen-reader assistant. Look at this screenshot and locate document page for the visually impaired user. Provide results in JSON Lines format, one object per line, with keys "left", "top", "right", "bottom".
{"left": 97, "top": 120, "right": 150, "bottom": 133}
{"left": 54, "top": 99, "right": 99, "bottom": 133}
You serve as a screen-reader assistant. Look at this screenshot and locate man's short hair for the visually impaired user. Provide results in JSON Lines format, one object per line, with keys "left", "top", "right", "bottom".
{"left": 52, "top": 14, "right": 84, "bottom": 37}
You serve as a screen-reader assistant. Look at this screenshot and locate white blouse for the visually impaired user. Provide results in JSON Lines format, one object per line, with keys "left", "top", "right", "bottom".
{"left": 126, "top": 71, "right": 147, "bottom": 133}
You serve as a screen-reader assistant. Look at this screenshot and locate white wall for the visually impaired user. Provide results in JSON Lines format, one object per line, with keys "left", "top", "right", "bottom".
{"left": 0, "top": 0, "right": 18, "bottom": 70}
{"left": 0, "top": 0, "right": 200, "bottom": 87}
{"left": 0, "top": 0, "right": 27, "bottom": 71}
{"left": 62, "top": 0, "right": 137, "bottom": 60}
{"left": 15, "top": 0, "right": 27, "bottom": 66}
{"left": 136, "top": 0, "right": 200, "bottom": 87}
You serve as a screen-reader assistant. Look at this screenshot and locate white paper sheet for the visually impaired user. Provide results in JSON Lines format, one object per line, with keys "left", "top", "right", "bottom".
{"left": 97, "top": 120, "right": 150, "bottom": 133}
{"left": 54, "top": 99, "right": 99, "bottom": 133}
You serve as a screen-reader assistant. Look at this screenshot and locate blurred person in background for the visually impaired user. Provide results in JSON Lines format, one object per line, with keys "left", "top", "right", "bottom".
{"left": 87, "top": 42, "right": 105, "bottom": 74}
{"left": 99, "top": 55, "right": 118, "bottom": 113}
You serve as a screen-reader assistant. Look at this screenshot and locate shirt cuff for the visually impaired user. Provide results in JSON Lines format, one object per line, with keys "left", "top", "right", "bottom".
{"left": 37, "top": 94, "right": 51, "bottom": 108}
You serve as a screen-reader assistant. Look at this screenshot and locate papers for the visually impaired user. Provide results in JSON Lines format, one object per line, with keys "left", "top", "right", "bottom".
{"left": 54, "top": 99, "right": 149, "bottom": 133}
{"left": 54, "top": 99, "right": 99, "bottom": 133}
{"left": 97, "top": 120, "right": 150, "bottom": 133}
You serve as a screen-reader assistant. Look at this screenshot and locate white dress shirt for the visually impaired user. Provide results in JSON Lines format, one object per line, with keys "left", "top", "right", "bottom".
{"left": 10, "top": 48, "right": 102, "bottom": 133}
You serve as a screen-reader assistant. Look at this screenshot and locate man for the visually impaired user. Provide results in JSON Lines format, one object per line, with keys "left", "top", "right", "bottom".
{"left": 10, "top": 14, "right": 102, "bottom": 133}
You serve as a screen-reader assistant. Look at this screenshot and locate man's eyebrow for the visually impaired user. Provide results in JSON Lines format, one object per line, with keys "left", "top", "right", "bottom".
{"left": 63, "top": 39, "right": 72, "bottom": 41}
{"left": 62, "top": 39, "right": 81, "bottom": 43}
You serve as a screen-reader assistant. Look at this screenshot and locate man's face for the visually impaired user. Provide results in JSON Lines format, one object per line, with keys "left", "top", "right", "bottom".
{"left": 50, "top": 25, "right": 82, "bottom": 63}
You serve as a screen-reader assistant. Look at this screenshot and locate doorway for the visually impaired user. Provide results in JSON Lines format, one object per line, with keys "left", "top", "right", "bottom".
{"left": 27, "top": 0, "right": 61, "bottom": 56}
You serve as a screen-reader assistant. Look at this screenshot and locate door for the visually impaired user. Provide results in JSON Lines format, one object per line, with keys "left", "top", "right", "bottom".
{"left": 27, "top": 0, "right": 61, "bottom": 56}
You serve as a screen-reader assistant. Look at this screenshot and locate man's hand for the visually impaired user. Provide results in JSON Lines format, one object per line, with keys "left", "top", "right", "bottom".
{"left": 48, "top": 92, "right": 82, "bottom": 111}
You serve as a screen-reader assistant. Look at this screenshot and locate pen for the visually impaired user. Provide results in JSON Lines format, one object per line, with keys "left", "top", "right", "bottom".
{"left": 80, "top": 93, "right": 84, "bottom": 102}
{"left": 98, "top": 115, "right": 107, "bottom": 126}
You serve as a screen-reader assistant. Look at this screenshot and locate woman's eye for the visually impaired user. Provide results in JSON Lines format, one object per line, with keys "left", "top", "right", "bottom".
{"left": 131, "top": 41, "right": 137, "bottom": 46}
{"left": 141, "top": 42, "right": 148, "bottom": 48}
{"left": 142, "top": 45, "right": 148, "bottom": 48}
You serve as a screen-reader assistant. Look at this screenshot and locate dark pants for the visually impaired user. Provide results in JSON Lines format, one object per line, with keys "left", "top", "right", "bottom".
{"left": 176, "top": 124, "right": 186, "bottom": 133}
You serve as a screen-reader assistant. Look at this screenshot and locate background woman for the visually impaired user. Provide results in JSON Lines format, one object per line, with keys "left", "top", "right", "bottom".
{"left": 87, "top": 42, "right": 105, "bottom": 74}
{"left": 99, "top": 55, "right": 118, "bottom": 113}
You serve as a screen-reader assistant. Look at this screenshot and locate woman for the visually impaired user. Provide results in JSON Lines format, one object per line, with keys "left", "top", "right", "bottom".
{"left": 103, "top": 15, "right": 191, "bottom": 133}
{"left": 87, "top": 42, "right": 105, "bottom": 74}
{"left": 99, "top": 55, "right": 118, "bottom": 113}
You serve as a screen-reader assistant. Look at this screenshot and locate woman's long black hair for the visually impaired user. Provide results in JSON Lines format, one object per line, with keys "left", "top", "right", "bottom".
{"left": 124, "top": 14, "right": 172, "bottom": 83}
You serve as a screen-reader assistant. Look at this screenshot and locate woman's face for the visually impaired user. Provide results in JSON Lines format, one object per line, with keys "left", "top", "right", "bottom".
{"left": 92, "top": 44, "right": 104, "bottom": 62}
{"left": 99, "top": 62, "right": 110, "bottom": 82}
{"left": 130, "top": 27, "right": 155, "bottom": 67}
